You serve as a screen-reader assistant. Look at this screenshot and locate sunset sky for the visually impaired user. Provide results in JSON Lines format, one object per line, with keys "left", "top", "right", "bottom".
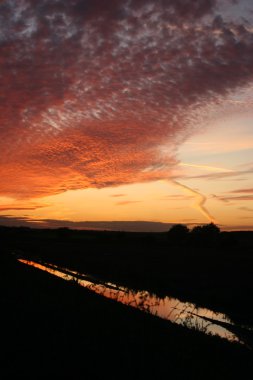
{"left": 0, "top": 0, "right": 253, "bottom": 231}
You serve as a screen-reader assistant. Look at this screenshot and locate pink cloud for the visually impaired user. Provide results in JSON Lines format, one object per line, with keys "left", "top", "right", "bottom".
{"left": 1, "top": 1, "right": 253, "bottom": 199}
{"left": 230, "top": 188, "right": 253, "bottom": 193}
{"left": 221, "top": 195, "right": 253, "bottom": 201}
{"left": 186, "top": 168, "right": 253, "bottom": 181}
{"left": 238, "top": 207, "right": 253, "bottom": 212}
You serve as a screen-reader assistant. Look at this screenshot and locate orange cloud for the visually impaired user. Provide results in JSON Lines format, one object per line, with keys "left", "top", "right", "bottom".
{"left": 0, "top": 204, "right": 47, "bottom": 212}
{"left": 116, "top": 201, "right": 142, "bottom": 206}
{"left": 110, "top": 194, "right": 126, "bottom": 198}
{"left": 1, "top": 1, "right": 253, "bottom": 199}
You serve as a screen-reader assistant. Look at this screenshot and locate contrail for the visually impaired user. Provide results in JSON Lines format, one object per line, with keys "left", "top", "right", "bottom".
{"left": 170, "top": 180, "right": 217, "bottom": 224}
{"left": 179, "top": 163, "right": 233, "bottom": 172}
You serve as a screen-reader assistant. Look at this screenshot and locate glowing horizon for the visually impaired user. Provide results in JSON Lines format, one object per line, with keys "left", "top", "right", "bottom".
{"left": 0, "top": 0, "right": 253, "bottom": 231}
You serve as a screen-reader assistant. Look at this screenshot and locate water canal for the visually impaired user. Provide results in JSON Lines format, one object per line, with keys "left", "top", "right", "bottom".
{"left": 18, "top": 258, "right": 253, "bottom": 348}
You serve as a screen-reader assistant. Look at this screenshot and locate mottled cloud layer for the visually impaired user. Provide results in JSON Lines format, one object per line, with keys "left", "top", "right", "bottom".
{"left": 1, "top": 0, "right": 253, "bottom": 199}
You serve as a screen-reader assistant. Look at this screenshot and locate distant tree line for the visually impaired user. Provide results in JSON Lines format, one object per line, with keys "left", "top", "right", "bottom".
{"left": 167, "top": 223, "right": 225, "bottom": 246}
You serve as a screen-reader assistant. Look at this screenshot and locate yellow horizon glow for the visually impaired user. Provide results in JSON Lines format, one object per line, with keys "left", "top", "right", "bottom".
{"left": 0, "top": 117, "right": 253, "bottom": 231}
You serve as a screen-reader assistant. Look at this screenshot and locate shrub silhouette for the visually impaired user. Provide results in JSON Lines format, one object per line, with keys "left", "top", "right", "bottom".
{"left": 191, "top": 223, "right": 220, "bottom": 235}
{"left": 191, "top": 223, "right": 220, "bottom": 246}
{"left": 167, "top": 224, "right": 189, "bottom": 245}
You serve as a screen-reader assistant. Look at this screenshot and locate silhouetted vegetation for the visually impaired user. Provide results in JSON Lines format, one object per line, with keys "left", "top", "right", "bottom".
{"left": 190, "top": 223, "right": 221, "bottom": 246}
{"left": 1, "top": 224, "right": 253, "bottom": 378}
{"left": 167, "top": 222, "right": 221, "bottom": 247}
{"left": 167, "top": 223, "right": 189, "bottom": 244}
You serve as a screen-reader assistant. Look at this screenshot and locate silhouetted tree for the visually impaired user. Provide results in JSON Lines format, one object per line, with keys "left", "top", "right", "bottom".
{"left": 203, "top": 223, "right": 220, "bottom": 234}
{"left": 191, "top": 223, "right": 220, "bottom": 246}
{"left": 167, "top": 224, "right": 189, "bottom": 245}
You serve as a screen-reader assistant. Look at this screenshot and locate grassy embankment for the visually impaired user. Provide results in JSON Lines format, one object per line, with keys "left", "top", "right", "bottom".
{"left": 1, "top": 226, "right": 253, "bottom": 378}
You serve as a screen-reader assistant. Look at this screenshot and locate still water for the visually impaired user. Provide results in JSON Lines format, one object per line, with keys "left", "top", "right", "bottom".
{"left": 19, "top": 258, "right": 252, "bottom": 347}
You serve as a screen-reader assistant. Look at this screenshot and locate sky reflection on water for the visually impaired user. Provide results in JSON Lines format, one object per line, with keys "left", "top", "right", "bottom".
{"left": 19, "top": 258, "right": 247, "bottom": 345}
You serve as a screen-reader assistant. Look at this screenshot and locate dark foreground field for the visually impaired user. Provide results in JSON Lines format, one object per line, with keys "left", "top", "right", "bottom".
{"left": 1, "top": 226, "right": 253, "bottom": 378}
